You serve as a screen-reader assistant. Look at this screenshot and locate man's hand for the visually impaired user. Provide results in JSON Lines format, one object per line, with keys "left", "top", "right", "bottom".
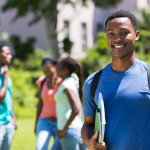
{"left": 0, "top": 65, "right": 8, "bottom": 78}
{"left": 88, "top": 131, "right": 107, "bottom": 150}
{"left": 10, "top": 118, "right": 15, "bottom": 125}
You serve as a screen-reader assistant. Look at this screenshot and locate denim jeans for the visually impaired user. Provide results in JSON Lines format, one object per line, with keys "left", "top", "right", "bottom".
{"left": 36, "top": 118, "right": 61, "bottom": 150}
{"left": 0, "top": 122, "right": 15, "bottom": 150}
{"left": 59, "top": 128, "right": 88, "bottom": 150}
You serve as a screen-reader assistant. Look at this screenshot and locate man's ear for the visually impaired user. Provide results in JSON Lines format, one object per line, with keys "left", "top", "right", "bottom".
{"left": 135, "top": 30, "right": 140, "bottom": 41}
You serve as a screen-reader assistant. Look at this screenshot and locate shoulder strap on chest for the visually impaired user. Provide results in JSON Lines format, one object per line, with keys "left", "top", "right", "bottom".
{"left": 90, "top": 65, "right": 150, "bottom": 104}
{"left": 91, "top": 69, "right": 103, "bottom": 101}
{"left": 148, "top": 65, "right": 150, "bottom": 90}
{"left": 41, "top": 77, "right": 46, "bottom": 89}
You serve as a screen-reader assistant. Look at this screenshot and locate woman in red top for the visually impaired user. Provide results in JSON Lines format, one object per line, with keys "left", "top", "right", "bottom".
{"left": 35, "top": 56, "right": 62, "bottom": 150}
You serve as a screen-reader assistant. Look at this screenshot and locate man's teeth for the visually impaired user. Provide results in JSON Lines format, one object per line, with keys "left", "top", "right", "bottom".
{"left": 114, "top": 45, "right": 124, "bottom": 48}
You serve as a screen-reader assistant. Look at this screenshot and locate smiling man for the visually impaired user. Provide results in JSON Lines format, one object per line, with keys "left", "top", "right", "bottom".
{"left": 0, "top": 41, "right": 16, "bottom": 150}
{"left": 81, "top": 10, "right": 150, "bottom": 150}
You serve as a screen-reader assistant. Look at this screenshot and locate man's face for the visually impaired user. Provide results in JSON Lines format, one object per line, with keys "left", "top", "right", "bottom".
{"left": 0, "top": 46, "right": 12, "bottom": 65}
{"left": 106, "top": 17, "right": 139, "bottom": 58}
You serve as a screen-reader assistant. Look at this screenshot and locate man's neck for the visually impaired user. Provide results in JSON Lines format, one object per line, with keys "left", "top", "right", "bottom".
{"left": 111, "top": 56, "right": 136, "bottom": 72}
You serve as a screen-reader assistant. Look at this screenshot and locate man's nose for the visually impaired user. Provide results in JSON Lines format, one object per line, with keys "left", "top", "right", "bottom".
{"left": 114, "top": 34, "right": 123, "bottom": 42}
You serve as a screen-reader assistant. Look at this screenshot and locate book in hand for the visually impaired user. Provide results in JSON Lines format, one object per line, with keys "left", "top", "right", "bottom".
{"left": 94, "top": 93, "right": 106, "bottom": 143}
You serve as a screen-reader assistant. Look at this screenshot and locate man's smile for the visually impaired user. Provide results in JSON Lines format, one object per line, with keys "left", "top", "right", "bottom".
{"left": 111, "top": 44, "right": 126, "bottom": 49}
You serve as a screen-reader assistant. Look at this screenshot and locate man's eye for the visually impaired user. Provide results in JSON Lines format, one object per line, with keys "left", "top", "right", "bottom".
{"left": 122, "top": 32, "right": 128, "bottom": 35}
{"left": 107, "top": 33, "right": 114, "bottom": 36}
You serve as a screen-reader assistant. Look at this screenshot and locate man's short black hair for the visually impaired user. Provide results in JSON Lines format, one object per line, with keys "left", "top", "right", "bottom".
{"left": 0, "top": 41, "right": 11, "bottom": 52}
{"left": 105, "top": 10, "right": 139, "bottom": 31}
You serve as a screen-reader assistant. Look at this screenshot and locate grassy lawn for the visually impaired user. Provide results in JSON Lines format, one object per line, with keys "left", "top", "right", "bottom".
{"left": 11, "top": 118, "right": 54, "bottom": 150}
{"left": 11, "top": 118, "right": 36, "bottom": 150}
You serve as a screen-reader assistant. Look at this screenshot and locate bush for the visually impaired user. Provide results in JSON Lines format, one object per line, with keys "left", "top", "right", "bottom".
{"left": 9, "top": 68, "right": 40, "bottom": 108}
{"left": 10, "top": 34, "right": 36, "bottom": 60}
{"left": 62, "top": 37, "right": 73, "bottom": 54}
{"left": 136, "top": 29, "right": 150, "bottom": 54}
{"left": 95, "top": 32, "right": 111, "bottom": 56}
{"left": 14, "top": 105, "right": 36, "bottom": 118}
{"left": 80, "top": 32, "right": 111, "bottom": 80}
{"left": 12, "top": 48, "right": 49, "bottom": 71}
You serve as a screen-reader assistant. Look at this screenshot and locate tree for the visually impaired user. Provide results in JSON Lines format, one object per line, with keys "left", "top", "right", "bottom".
{"left": 62, "top": 37, "right": 73, "bottom": 54}
{"left": 136, "top": 9, "right": 150, "bottom": 53}
{"left": 138, "top": 9, "right": 150, "bottom": 30}
{"left": 2, "top": 0, "right": 122, "bottom": 58}
{"left": 91, "top": 0, "right": 122, "bottom": 8}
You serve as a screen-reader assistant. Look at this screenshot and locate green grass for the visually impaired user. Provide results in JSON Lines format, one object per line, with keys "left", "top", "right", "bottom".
{"left": 11, "top": 118, "right": 36, "bottom": 150}
{"left": 11, "top": 118, "right": 54, "bottom": 150}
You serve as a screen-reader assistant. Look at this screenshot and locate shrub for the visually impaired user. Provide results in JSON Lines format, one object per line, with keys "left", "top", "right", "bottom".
{"left": 9, "top": 68, "right": 40, "bottom": 107}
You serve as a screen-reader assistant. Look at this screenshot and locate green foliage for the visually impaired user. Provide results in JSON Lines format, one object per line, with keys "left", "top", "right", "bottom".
{"left": 10, "top": 34, "right": 36, "bottom": 60}
{"left": 1, "top": 0, "right": 71, "bottom": 25}
{"left": 12, "top": 48, "right": 49, "bottom": 70}
{"left": 14, "top": 105, "right": 36, "bottom": 119}
{"left": 62, "top": 37, "right": 73, "bottom": 54}
{"left": 80, "top": 32, "right": 111, "bottom": 80}
{"left": 81, "top": 49, "right": 111, "bottom": 80}
{"left": 135, "top": 52, "right": 150, "bottom": 64}
{"left": 94, "top": 32, "right": 111, "bottom": 55}
{"left": 9, "top": 68, "right": 38, "bottom": 107}
{"left": 91, "top": 0, "right": 122, "bottom": 7}
{"left": 138, "top": 9, "right": 150, "bottom": 30}
{"left": 136, "top": 9, "right": 150, "bottom": 54}
{"left": 136, "top": 29, "right": 150, "bottom": 54}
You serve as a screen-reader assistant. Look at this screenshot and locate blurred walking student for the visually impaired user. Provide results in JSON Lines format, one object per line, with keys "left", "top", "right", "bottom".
{"left": 53, "top": 56, "right": 87, "bottom": 150}
{"left": 0, "top": 41, "right": 16, "bottom": 150}
{"left": 35, "top": 56, "right": 62, "bottom": 150}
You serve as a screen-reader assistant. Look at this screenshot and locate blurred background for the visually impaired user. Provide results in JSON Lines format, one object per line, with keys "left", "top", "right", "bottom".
{"left": 1, "top": 0, "right": 150, "bottom": 149}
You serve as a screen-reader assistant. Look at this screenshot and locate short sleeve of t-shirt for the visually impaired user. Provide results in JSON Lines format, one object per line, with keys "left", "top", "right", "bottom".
{"left": 61, "top": 77, "right": 77, "bottom": 91}
{"left": 83, "top": 72, "right": 97, "bottom": 117}
{"left": 0, "top": 70, "right": 13, "bottom": 124}
{"left": 54, "top": 75, "right": 80, "bottom": 103}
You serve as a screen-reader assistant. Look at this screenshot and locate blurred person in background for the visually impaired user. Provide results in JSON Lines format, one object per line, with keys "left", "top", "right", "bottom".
{"left": 53, "top": 56, "right": 88, "bottom": 150}
{"left": 0, "top": 41, "right": 16, "bottom": 150}
{"left": 35, "top": 56, "right": 62, "bottom": 150}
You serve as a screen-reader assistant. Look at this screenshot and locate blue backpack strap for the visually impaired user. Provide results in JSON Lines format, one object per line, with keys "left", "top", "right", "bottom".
{"left": 148, "top": 65, "right": 150, "bottom": 90}
{"left": 90, "top": 69, "right": 103, "bottom": 106}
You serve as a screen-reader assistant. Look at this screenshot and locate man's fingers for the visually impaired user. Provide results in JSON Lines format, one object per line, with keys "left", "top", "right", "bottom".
{"left": 95, "top": 142, "right": 107, "bottom": 150}
{"left": 92, "top": 130, "right": 99, "bottom": 140}
{"left": 0, "top": 71, "right": 4, "bottom": 76}
{"left": 102, "top": 142, "right": 106, "bottom": 147}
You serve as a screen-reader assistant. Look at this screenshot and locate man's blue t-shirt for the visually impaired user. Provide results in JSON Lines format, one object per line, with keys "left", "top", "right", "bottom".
{"left": 0, "top": 68, "right": 13, "bottom": 125}
{"left": 83, "top": 59, "right": 150, "bottom": 150}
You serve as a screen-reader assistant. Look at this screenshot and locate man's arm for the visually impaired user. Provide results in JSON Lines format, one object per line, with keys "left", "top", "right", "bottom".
{"left": 0, "top": 66, "right": 8, "bottom": 104}
{"left": 81, "top": 116, "right": 107, "bottom": 150}
{"left": 10, "top": 101, "right": 16, "bottom": 125}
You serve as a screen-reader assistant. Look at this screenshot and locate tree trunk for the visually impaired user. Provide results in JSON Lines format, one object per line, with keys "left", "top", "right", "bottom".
{"left": 43, "top": 15, "right": 60, "bottom": 58}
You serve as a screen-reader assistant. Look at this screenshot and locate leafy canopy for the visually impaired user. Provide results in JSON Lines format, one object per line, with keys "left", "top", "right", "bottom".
{"left": 2, "top": 0, "right": 123, "bottom": 24}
